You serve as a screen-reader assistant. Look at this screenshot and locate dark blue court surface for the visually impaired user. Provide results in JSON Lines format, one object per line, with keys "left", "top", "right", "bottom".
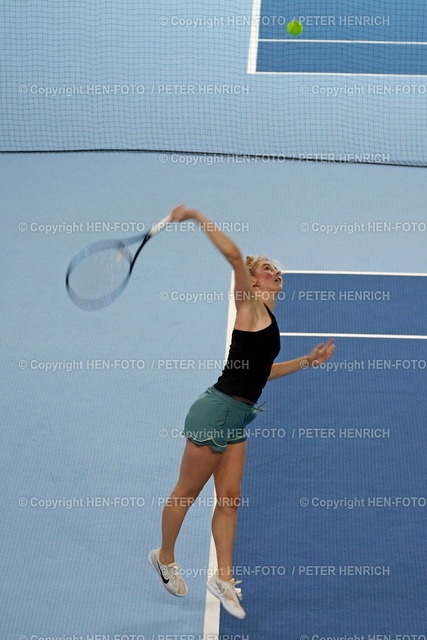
{"left": 279, "top": 273, "right": 427, "bottom": 336}
{"left": 255, "top": 0, "right": 427, "bottom": 74}
{"left": 221, "top": 273, "right": 427, "bottom": 635}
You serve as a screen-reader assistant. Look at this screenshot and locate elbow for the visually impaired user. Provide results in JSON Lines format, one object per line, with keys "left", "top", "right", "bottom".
{"left": 227, "top": 248, "right": 243, "bottom": 264}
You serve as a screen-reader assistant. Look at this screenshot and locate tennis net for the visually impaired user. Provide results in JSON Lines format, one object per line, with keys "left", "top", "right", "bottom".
{"left": 1, "top": 0, "right": 427, "bottom": 165}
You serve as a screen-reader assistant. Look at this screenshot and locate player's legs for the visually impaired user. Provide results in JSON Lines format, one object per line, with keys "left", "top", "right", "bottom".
{"left": 212, "top": 440, "right": 246, "bottom": 581}
{"left": 159, "top": 439, "right": 222, "bottom": 565}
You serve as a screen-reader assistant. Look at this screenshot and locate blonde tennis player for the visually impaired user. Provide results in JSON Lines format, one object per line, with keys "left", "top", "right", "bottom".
{"left": 149, "top": 204, "right": 335, "bottom": 618}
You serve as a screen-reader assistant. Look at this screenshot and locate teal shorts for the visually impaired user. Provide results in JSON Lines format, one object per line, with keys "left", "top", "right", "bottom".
{"left": 183, "top": 386, "right": 266, "bottom": 453}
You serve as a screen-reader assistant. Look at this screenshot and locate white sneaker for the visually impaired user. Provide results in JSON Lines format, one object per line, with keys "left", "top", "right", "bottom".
{"left": 207, "top": 573, "right": 246, "bottom": 619}
{"left": 148, "top": 549, "right": 188, "bottom": 596}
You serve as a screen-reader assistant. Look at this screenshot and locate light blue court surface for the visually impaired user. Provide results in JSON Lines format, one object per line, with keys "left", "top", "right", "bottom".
{"left": 1, "top": 152, "right": 426, "bottom": 638}
{"left": 254, "top": 0, "right": 427, "bottom": 74}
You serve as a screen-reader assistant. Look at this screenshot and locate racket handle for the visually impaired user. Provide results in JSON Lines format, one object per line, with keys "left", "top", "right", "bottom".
{"left": 149, "top": 214, "right": 172, "bottom": 237}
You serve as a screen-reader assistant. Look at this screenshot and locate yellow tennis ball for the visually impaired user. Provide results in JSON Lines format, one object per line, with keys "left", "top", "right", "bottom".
{"left": 287, "top": 20, "right": 303, "bottom": 36}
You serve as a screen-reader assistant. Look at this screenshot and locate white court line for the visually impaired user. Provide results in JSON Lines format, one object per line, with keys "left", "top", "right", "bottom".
{"left": 281, "top": 332, "right": 427, "bottom": 340}
{"left": 250, "top": 71, "right": 427, "bottom": 76}
{"left": 203, "top": 271, "right": 236, "bottom": 636}
{"left": 259, "top": 39, "right": 427, "bottom": 45}
{"left": 284, "top": 270, "right": 427, "bottom": 276}
{"left": 247, "top": 0, "right": 262, "bottom": 74}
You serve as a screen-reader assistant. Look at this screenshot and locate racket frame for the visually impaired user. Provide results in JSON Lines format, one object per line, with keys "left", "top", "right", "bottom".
{"left": 65, "top": 214, "right": 171, "bottom": 310}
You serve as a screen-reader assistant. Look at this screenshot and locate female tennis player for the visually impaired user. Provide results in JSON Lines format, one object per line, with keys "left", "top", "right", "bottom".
{"left": 149, "top": 204, "right": 335, "bottom": 619}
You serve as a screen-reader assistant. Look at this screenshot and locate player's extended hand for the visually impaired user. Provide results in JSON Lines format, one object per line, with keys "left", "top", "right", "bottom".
{"left": 306, "top": 339, "right": 335, "bottom": 367}
{"left": 169, "top": 203, "right": 201, "bottom": 223}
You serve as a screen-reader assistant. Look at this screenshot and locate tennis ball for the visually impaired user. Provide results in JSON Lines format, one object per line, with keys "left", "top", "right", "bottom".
{"left": 287, "top": 20, "right": 303, "bottom": 36}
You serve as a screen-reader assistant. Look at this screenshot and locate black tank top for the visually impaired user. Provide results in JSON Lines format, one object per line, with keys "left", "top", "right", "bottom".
{"left": 214, "top": 304, "right": 281, "bottom": 403}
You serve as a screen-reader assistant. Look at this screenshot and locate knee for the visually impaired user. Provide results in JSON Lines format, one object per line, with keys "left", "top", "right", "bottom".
{"left": 216, "top": 486, "right": 242, "bottom": 510}
{"left": 186, "top": 487, "right": 202, "bottom": 504}
{"left": 171, "top": 484, "right": 202, "bottom": 504}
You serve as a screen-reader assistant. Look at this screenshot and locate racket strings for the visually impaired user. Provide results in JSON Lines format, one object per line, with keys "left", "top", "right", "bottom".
{"left": 66, "top": 244, "right": 133, "bottom": 310}
{"left": 65, "top": 218, "right": 169, "bottom": 310}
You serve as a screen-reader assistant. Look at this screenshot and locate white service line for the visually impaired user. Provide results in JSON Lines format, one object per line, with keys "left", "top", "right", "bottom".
{"left": 259, "top": 39, "right": 427, "bottom": 45}
{"left": 203, "top": 271, "right": 236, "bottom": 636}
{"left": 284, "top": 270, "right": 427, "bottom": 276}
{"left": 249, "top": 71, "right": 427, "bottom": 76}
{"left": 281, "top": 332, "right": 427, "bottom": 340}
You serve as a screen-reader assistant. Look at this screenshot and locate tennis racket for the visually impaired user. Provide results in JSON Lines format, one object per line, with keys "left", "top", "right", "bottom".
{"left": 65, "top": 214, "right": 171, "bottom": 310}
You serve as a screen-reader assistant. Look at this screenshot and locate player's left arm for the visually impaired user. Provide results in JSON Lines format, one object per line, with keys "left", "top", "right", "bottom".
{"left": 267, "top": 339, "right": 335, "bottom": 380}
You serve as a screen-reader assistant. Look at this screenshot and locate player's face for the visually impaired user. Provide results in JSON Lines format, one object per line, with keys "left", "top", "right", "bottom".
{"left": 253, "top": 261, "right": 282, "bottom": 292}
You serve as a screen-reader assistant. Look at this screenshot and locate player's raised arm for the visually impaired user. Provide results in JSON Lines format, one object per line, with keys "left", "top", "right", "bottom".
{"left": 169, "top": 205, "right": 255, "bottom": 309}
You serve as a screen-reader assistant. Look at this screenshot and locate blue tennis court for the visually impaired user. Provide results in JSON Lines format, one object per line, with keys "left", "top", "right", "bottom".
{"left": 251, "top": 0, "right": 427, "bottom": 74}
{"left": 1, "top": 1, "right": 427, "bottom": 639}
{"left": 2, "top": 154, "right": 426, "bottom": 639}
{"left": 222, "top": 272, "right": 427, "bottom": 635}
